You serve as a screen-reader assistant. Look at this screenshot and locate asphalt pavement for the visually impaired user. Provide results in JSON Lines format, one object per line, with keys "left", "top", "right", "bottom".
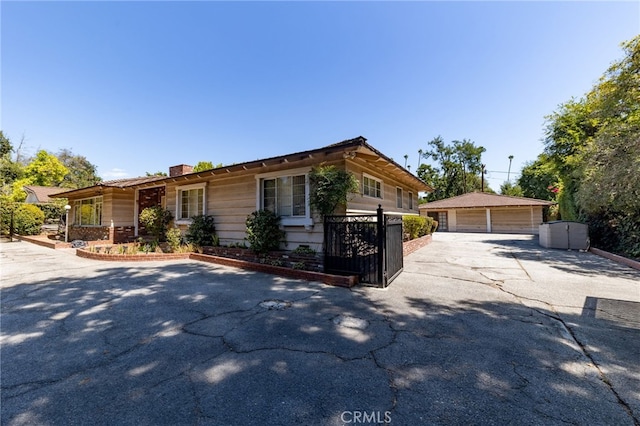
{"left": 1, "top": 233, "right": 639, "bottom": 425}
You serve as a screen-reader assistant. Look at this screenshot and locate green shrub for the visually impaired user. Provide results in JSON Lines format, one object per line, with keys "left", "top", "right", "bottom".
{"left": 165, "top": 227, "right": 183, "bottom": 252}
{"left": 309, "top": 164, "right": 360, "bottom": 216}
{"left": 36, "top": 202, "right": 66, "bottom": 223}
{"left": 185, "top": 215, "right": 217, "bottom": 247}
{"left": 1, "top": 202, "right": 45, "bottom": 236}
{"left": 403, "top": 215, "right": 438, "bottom": 240}
{"left": 139, "top": 206, "right": 173, "bottom": 242}
{"left": 292, "top": 245, "right": 317, "bottom": 255}
{"left": 246, "top": 210, "right": 286, "bottom": 254}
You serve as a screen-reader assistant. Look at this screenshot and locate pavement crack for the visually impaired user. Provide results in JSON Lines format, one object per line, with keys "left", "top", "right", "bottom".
{"left": 492, "top": 283, "right": 639, "bottom": 426}
{"left": 510, "top": 253, "right": 533, "bottom": 280}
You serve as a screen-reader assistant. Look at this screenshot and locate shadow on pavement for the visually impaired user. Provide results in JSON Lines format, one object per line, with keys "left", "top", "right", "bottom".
{"left": 2, "top": 259, "right": 638, "bottom": 425}
{"left": 482, "top": 236, "right": 640, "bottom": 279}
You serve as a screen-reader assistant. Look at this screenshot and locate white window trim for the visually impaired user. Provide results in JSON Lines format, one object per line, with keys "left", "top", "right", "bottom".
{"left": 73, "top": 195, "right": 103, "bottom": 227}
{"left": 362, "top": 173, "right": 384, "bottom": 199}
{"left": 175, "top": 182, "right": 207, "bottom": 225}
{"left": 255, "top": 167, "right": 313, "bottom": 227}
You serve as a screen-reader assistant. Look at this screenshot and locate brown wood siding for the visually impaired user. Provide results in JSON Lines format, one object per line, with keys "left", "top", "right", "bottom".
{"left": 491, "top": 207, "right": 542, "bottom": 234}
{"left": 110, "top": 189, "right": 136, "bottom": 227}
{"left": 345, "top": 159, "right": 420, "bottom": 215}
{"left": 456, "top": 209, "right": 487, "bottom": 232}
{"left": 165, "top": 162, "right": 327, "bottom": 251}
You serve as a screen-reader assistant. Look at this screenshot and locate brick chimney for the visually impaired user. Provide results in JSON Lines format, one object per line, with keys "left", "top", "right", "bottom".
{"left": 169, "top": 164, "right": 194, "bottom": 177}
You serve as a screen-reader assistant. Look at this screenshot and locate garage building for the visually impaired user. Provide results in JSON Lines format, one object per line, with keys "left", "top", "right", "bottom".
{"left": 419, "top": 192, "right": 555, "bottom": 234}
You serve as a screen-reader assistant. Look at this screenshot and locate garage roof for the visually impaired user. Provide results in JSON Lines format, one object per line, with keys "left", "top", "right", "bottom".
{"left": 419, "top": 192, "right": 555, "bottom": 210}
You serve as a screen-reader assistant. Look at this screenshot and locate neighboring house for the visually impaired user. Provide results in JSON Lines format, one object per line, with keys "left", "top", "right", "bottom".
{"left": 23, "top": 186, "right": 66, "bottom": 204}
{"left": 419, "top": 192, "right": 555, "bottom": 234}
{"left": 52, "top": 137, "right": 432, "bottom": 249}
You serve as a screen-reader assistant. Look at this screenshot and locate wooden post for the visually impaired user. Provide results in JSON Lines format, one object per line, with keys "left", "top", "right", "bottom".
{"left": 377, "top": 205, "right": 384, "bottom": 285}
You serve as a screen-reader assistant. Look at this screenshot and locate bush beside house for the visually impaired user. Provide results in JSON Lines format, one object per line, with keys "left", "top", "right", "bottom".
{"left": 0, "top": 201, "right": 45, "bottom": 236}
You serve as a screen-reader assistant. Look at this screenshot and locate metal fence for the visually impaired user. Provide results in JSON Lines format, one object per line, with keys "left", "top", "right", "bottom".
{"left": 324, "top": 206, "right": 403, "bottom": 287}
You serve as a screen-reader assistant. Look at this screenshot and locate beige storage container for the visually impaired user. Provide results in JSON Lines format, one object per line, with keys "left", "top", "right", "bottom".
{"left": 539, "top": 221, "right": 589, "bottom": 250}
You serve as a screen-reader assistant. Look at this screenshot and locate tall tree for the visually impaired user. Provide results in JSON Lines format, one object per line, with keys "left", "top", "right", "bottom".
{"left": 499, "top": 181, "right": 523, "bottom": 197}
{"left": 417, "top": 136, "right": 487, "bottom": 201}
{"left": 23, "top": 150, "right": 68, "bottom": 187}
{"left": 57, "top": 149, "right": 102, "bottom": 189}
{"left": 193, "top": 161, "right": 223, "bottom": 173}
{"left": 542, "top": 35, "right": 640, "bottom": 257}
{"left": 0, "top": 132, "right": 24, "bottom": 196}
{"left": 517, "top": 154, "right": 559, "bottom": 201}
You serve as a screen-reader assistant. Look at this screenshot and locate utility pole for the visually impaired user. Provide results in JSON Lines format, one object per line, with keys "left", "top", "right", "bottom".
{"left": 507, "top": 155, "right": 514, "bottom": 182}
{"left": 481, "top": 164, "right": 486, "bottom": 192}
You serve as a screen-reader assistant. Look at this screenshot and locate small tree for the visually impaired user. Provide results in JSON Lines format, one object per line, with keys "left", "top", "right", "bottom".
{"left": 309, "top": 164, "right": 359, "bottom": 217}
{"left": 139, "top": 206, "right": 173, "bottom": 242}
{"left": 246, "top": 210, "right": 285, "bottom": 253}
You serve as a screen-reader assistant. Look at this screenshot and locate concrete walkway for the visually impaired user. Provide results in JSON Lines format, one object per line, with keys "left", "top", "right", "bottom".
{"left": 1, "top": 234, "right": 639, "bottom": 425}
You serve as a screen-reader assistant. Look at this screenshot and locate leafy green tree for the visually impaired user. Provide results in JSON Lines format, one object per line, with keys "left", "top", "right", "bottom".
{"left": 193, "top": 161, "right": 214, "bottom": 172}
{"left": 23, "top": 150, "right": 68, "bottom": 187}
{"left": 417, "top": 136, "right": 488, "bottom": 201}
{"left": 517, "top": 154, "right": 559, "bottom": 201}
{"left": 145, "top": 171, "right": 168, "bottom": 176}
{"left": 0, "top": 132, "right": 24, "bottom": 196}
{"left": 57, "top": 149, "right": 101, "bottom": 189}
{"left": 309, "top": 164, "right": 359, "bottom": 216}
{"left": 0, "top": 131, "right": 11, "bottom": 157}
{"left": 541, "top": 35, "right": 640, "bottom": 257}
{"left": 499, "top": 181, "right": 524, "bottom": 197}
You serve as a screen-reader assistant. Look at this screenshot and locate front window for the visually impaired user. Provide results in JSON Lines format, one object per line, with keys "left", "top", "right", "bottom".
{"left": 363, "top": 175, "right": 382, "bottom": 198}
{"left": 73, "top": 196, "right": 102, "bottom": 226}
{"left": 177, "top": 184, "right": 205, "bottom": 220}
{"left": 396, "top": 188, "right": 403, "bottom": 209}
{"left": 262, "top": 175, "right": 306, "bottom": 217}
{"left": 409, "top": 192, "right": 414, "bottom": 210}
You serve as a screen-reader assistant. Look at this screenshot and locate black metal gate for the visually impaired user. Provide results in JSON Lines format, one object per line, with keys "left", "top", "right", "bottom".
{"left": 324, "top": 206, "right": 403, "bottom": 287}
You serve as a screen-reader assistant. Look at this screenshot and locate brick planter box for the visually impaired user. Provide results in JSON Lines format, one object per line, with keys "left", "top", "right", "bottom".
{"left": 403, "top": 234, "right": 433, "bottom": 256}
{"left": 76, "top": 249, "right": 190, "bottom": 262}
{"left": 202, "top": 246, "right": 323, "bottom": 272}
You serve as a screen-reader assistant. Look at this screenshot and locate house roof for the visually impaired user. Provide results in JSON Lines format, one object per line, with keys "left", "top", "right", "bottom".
{"left": 50, "top": 175, "right": 167, "bottom": 198}
{"left": 419, "top": 192, "right": 555, "bottom": 210}
{"left": 53, "top": 136, "right": 432, "bottom": 198}
{"left": 23, "top": 186, "right": 68, "bottom": 203}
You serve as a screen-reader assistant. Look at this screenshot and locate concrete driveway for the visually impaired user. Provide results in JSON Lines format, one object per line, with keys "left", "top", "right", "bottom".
{"left": 1, "top": 234, "right": 639, "bottom": 425}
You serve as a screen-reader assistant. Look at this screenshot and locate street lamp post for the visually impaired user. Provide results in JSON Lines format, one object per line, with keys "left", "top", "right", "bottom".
{"left": 64, "top": 205, "right": 71, "bottom": 243}
{"left": 507, "top": 155, "right": 514, "bottom": 183}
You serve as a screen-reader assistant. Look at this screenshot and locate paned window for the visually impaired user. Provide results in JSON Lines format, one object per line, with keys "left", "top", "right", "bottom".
{"left": 363, "top": 175, "right": 382, "bottom": 198}
{"left": 262, "top": 175, "right": 307, "bottom": 217}
{"left": 73, "top": 197, "right": 102, "bottom": 226}
{"left": 178, "top": 187, "right": 204, "bottom": 220}
{"left": 396, "top": 188, "right": 403, "bottom": 209}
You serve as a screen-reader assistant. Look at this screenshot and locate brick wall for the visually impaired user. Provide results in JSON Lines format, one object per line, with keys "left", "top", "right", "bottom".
{"left": 68, "top": 226, "right": 135, "bottom": 243}
{"left": 202, "top": 247, "right": 324, "bottom": 272}
{"left": 403, "top": 234, "right": 432, "bottom": 256}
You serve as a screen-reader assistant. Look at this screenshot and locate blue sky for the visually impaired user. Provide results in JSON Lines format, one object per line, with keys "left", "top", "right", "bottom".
{"left": 2, "top": 1, "right": 638, "bottom": 191}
